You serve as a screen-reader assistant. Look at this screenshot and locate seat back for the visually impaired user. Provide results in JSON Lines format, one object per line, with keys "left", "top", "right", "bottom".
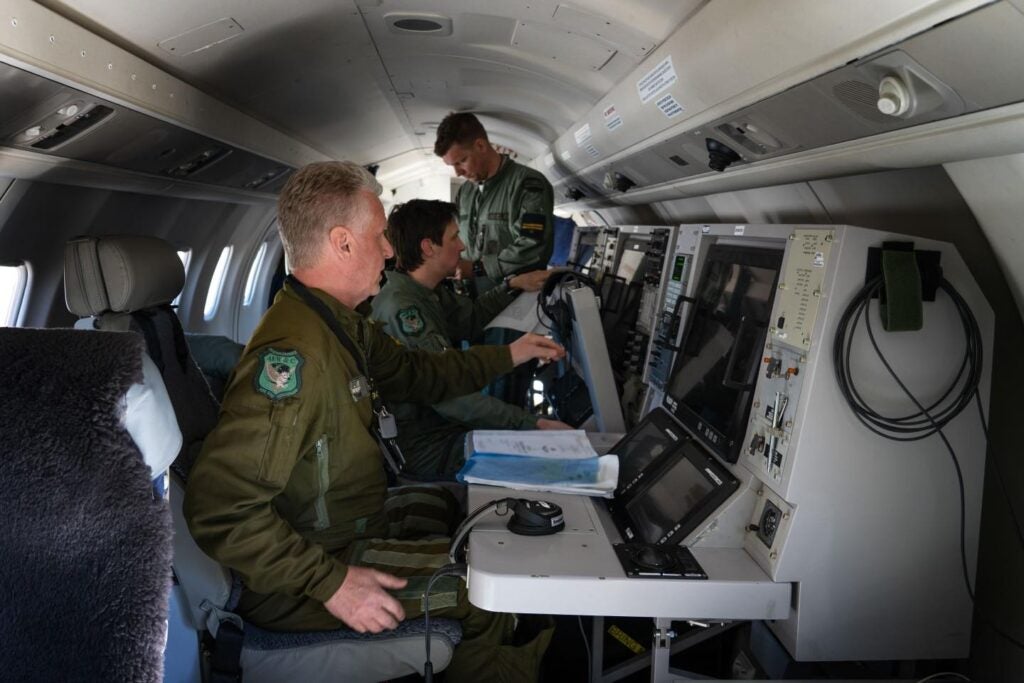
{"left": 0, "top": 328, "right": 174, "bottom": 682}
{"left": 65, "top": 235, "right": 221, "bottom": 476}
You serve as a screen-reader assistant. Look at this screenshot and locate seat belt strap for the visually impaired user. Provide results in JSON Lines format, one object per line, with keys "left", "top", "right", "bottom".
{"left": 208, "top": 619, "right": 244, "bottom": 683}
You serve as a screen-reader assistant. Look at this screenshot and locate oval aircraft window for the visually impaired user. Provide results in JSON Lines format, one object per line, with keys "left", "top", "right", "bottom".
{"left": 243, "top": 242, "right": 269, "bottom": 307}
{"left": 0, "top": 263, "right": 29, "bottom": 326}
{"left": 203, "top": 245, "right": 234, "bottom": 321}
{"left": 172, "top": 249, "right": 192, "bottom": 307}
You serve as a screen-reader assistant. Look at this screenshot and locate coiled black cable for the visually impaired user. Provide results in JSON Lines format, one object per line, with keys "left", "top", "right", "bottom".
{"left": 832, "top": 273, "right": 983, "bottom": 602}
{"left": 833, "top": 275, "right": 983, "bottom": 441}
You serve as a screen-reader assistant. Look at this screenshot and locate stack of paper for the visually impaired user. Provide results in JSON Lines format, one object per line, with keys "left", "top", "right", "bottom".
{"left": 456, "top": 430, "right": 619, "bottom": 498}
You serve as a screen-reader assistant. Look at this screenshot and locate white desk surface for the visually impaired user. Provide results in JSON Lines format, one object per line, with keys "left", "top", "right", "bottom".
{"left": 466, "top": 486, "right": 790, "bottom": 620}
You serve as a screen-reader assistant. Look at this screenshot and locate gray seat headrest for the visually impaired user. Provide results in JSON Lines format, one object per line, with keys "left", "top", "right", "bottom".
{"left": 65, "top": 235, "right": 185, "bottom": 316}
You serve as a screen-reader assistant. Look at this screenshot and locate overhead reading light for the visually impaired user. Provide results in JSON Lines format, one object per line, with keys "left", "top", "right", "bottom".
{"left": 385, "top": 13, "right": 452, "bottom": 36}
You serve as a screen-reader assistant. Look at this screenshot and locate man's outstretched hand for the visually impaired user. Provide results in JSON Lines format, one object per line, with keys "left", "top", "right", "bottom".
{"left": 509, "top": 333, "right": 566, "bottom": 367}
{"left": 324, "top": 565, "right": 407, "bottom": 633}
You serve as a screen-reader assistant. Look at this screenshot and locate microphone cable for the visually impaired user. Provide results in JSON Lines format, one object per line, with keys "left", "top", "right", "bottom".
{"left": 422, "top": 562, "right": 467, "bottom": 683}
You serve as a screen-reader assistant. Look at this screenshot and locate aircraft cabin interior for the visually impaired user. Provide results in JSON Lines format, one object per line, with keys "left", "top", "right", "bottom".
{"left": 2, "top": 0, "right": 1023, "bottom": 681}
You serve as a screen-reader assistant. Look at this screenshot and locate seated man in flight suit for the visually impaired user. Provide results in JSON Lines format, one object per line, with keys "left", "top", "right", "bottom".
{"left": 184, "top": 161, "right": 563, "bottom": 680}
{"left": 371, "top": 199, "right": 572, "bottom": 480}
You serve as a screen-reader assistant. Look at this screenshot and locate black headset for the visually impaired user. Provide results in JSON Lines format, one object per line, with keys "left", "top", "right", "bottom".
{"left": 536, "top": 269, "right": 599, "bottom": 338}
{"left": 448, "top": 497, "right": 565, "bottom": 563}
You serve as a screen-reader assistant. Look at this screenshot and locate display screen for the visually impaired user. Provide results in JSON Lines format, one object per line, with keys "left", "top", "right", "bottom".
{"left": 571, "top": 231, "right": 598, "bottom": 273}
{"left": 671, "top": 255, "right": 687, "bottom": 282}
{"left": 613, "top": 418, "right": 678, "bottom": 494}
{"left": 574, "top": 243, "right": 596, "bottom": 272}
{"left": 624, "top": 451, "right": 715, "bottom": 544}
{"left": 665, "top": 244, "right": 782, "bottom": 461}
{"left": 615, "top": 237, "right": 651, "bottom": 284}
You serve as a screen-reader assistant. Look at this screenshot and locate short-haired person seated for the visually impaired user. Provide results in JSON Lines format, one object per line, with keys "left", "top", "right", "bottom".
{"left": 184, "top": 162, "right": 563, "bottom": 680}
{"left": 371, "top": 199, "right": 571, "bottom": 481}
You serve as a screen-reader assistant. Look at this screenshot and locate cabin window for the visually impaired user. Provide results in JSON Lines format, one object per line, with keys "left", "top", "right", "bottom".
{"left": 0, "top": 263, "right": 28, "bottom": 326}
{"left": 243, "top": 242, "right": 269, "bottom": 306}
{"left": 172, "top": 249, "right": 192, "bottom": 307}
{"left": 203, "top": 246, "right": 234, "bottom": 321}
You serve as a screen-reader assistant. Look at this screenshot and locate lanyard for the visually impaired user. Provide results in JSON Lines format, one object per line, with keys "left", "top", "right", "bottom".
{"left": 285, "top": 275, "right": 405, "bottom": 474}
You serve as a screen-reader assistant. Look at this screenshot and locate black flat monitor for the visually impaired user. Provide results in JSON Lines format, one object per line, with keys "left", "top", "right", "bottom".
{"left": 608, "top": 407, "right": 687, "bottom": 498}
{"left": 613, "top": 438, "right": 740, "bottom": 546}
{"left": 663, "top": 243, "right": 783, "bottom": 463}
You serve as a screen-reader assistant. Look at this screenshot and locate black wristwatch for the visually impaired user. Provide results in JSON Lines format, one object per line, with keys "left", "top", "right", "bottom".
{"left": 502, "top": 274, "right": 522, "bottom": 296}
{"left": 472, "top": 260, "right": 486, "bottom": 278}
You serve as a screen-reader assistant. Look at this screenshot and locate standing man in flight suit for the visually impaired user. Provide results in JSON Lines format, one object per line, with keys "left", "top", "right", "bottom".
{"left": 434, "top": 112, "right": 555, "bottom": 292}
{"left": 435, "top": 112, "right": 557, "bottom": 407}
{"left": 184, "top": 161, "right": 563, "bottom": 680}
{"left": 371, "top": 199, "right": 571, "bottom": 480}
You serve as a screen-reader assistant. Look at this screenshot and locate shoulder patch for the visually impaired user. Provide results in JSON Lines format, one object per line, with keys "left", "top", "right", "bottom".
{"left": 397, "top": 306, "right": 425, "bottom": 336}
{"left": 255, "top": 348, "right": 303, "bottom": 400}
{"left": 520, "top": 212, "right": 546, "bottom": 234}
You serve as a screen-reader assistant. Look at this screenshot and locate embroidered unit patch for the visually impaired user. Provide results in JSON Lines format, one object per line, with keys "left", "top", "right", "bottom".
{"left": 397, "top": 306, "right": 425, "bottom": 336}
{"left": 255, "top": 348, "right": 303, "bottom": 400}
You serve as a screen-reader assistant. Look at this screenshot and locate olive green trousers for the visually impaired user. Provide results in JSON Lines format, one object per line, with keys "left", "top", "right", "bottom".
{"left": 237, "top": 484, "right": 553, "bottom": 682}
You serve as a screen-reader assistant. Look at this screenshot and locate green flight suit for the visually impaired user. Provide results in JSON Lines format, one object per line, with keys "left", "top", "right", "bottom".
{"left": 370, "top": 271, "right": 539, "bottom": 479}
{"left": 456, "top": 155, "right": 554, "bottom": 290}
{"left": 184, "top": 281, "right": 551, "bottom": 680}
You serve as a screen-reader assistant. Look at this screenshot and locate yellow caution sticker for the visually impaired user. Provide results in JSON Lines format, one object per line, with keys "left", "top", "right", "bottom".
{"left": 607, "top": 624, "right": 646, "bottom": 654}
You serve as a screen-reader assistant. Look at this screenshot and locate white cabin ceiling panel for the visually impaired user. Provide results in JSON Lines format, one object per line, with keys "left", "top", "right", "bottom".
{"left": 509, "top": 21, "right": 616, "bottom": 71}
{"left": 33, "top": 0, "right": 701, "bottom": 179}
{"left": 550, "top": 4, "right": 658, "bottom": 60}
{"left": 156, "top": 17, "right": 245, "bottom": 57}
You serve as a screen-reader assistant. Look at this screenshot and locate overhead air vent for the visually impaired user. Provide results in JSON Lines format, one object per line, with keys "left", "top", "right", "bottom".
{"left": 29, "top": 105, "right": 114, "bottom": 150}
{"left": 716, "top": 121, "right": 788, "bottom": 157}
{"left": 833, "top": 80, "right": 895, "bottom": 124}
{"left": 244, "top": 166, "right": 289, "bottom": 190}
{"left": 603, "top": 171, "right": 636, "bottom": 193}
{"left": 385, "top": 13, "right": 452, "bottom": 36}
{"left": 165, "top": 146, "right": 231, "bottom": 178}
{"left": 706, "top": 139, "right": 741, "bottom": 173}
{"left": 565, "top": 186, "right": 586, "bottom": 201}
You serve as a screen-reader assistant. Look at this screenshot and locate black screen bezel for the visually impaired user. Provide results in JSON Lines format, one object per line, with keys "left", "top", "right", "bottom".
{"left": 607, "top": 407, "right": 688, "bottom": 500}
{"left": 613, "top": 437, "right": 740, "bottom": 546}
{"left": 663, "top": 243, "right": 783, "bottom": 463}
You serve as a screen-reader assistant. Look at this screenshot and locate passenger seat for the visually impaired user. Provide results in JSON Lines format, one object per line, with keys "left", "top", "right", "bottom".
{"left": 64, "top": 234, "right": 462, "bottom": 682}
{"left": 0, "top": 327, "right": 176, "bottom": 682}
{"left": 64, "top": 235, "right": 219, "bottom": 476}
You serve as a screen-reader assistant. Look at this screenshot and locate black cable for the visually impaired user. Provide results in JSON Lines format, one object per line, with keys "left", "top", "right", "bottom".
{"left": 833, "top": 275, "right": 983, "bottom": 602}
{"left": 833, "top": 276, "right": 982, "bottom": 441}
{"left": 422, "top": 562, "right": 467, "bottom": 682}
